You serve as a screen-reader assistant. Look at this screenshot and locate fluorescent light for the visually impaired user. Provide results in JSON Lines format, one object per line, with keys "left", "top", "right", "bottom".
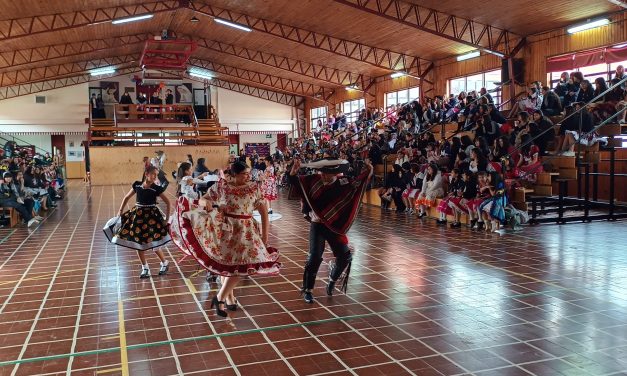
{"left": 457, "top": 51, "right": 480, "bottom": 61}
{"left": 189, "top": 68, "right": 213, "bottom": 80}
{"left": 613, "top": 43, "right": 627, "bottom": 49}
{"left": 391, "top": 72, "right": 406, "bottom": 78}
{"left": 214, "top": 18, "right": 252, "bottom": 32}
{"left": 90, "top": 67, "right": 116, "bottom": 76}
{"left": 111, "top": 14, "right": 153, "bottom": 24}
{"left": 345, "top": 85, "right": 358, "bottom": 91}
{"left": 567, "top": 19, "right": 609, "bottom": 34}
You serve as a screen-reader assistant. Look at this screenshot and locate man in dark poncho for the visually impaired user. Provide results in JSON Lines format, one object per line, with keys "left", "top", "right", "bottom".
{"left": 289, "top": 158, "right": 372, "bottom": 303}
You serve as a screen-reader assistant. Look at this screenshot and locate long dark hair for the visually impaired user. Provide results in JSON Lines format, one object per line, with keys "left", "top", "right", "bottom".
{"left": 426, "top": 162, "right": 439, "bottom": 181}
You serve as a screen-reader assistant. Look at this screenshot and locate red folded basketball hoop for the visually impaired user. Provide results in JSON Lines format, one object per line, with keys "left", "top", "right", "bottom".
{"left": 140, "top": 39, "right": 198, "bottom": 70}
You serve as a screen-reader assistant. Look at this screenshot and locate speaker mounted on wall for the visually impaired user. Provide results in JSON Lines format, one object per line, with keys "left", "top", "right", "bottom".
{"left": 501, "top": 59, "right": 525, "bottom": 85}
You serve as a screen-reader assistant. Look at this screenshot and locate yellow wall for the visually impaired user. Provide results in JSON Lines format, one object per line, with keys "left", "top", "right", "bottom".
{"left": 89, "top": 145, "right": 229, "bottom": 186}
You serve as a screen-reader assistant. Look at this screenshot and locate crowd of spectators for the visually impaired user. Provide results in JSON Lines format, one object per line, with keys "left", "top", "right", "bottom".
{"left": 273, "top": 66, "right": 625, "bottom": 231}
{"left": 0, "top": 141, "right": 65, "bottom": 227}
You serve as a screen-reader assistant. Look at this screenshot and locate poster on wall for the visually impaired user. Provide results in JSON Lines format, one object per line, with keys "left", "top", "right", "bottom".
{"left": 244, "top": 143, "right": 270, "bottom": 157}
{"left": 175, "top": 83, "right": 193, "bottom": 103}
{"left": 100, "top": 81, "right": 119, "bottom": 103}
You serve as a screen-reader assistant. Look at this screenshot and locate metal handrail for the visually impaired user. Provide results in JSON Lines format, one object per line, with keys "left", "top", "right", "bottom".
{"left": 504, "top": 75, "right": 627, "bottom": 161}
{"left": 0, "top": 131, "right": 52, "bottom": 156}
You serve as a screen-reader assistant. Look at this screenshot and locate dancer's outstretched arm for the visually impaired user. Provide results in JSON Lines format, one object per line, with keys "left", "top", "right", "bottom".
{"left": 117, "top": 189, "right": 135, "bottom": 216}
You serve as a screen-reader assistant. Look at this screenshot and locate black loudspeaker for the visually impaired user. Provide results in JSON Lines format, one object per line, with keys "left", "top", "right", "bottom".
{"left": 501, "top": 58, "right": 524, "bottom": 84}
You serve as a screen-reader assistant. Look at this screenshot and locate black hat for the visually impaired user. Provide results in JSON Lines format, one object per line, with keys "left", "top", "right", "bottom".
{"left": 3, "top": 172, "right": 12, "bottom": 179}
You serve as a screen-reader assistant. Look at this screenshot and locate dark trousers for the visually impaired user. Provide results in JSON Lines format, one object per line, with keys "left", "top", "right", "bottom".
{"left": 157, "top": 170, "right": 169, "bottom": 190}
{"left": 302, "top": 222, "right": 352, "bottom": 291}
{"left": 0, "top": 198, "right": 32, "bottom": 222}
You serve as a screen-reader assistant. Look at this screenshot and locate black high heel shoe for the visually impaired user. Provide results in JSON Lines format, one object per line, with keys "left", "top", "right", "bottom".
{"left": 211, "top": 296, "right": 228, "bottom": 317}
{"left": 226, "top": 299, "right": 239, "bottom": 312}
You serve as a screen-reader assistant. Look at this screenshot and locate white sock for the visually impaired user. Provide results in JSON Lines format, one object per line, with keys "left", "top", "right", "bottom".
{"left": 143, "top": 264, "right": 149, "bottom": 270}
{"left": 160, "top": 260, "right": 168, "bottom": 267}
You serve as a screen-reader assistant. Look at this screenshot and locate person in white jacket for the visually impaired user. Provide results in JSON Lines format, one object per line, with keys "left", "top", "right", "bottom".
{"left": 415, "top": 163, "right": 444, "bottom": 218}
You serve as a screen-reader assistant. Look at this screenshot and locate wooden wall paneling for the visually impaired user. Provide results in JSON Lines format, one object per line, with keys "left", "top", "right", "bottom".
{"left": 66, "top": 161, "right": 85, "bottom": 179}
{"left": 89, "top": 145, "right": 229, "bottom": 186}
{"left": 525, "top": 13, "right": 627, "bottom": 85}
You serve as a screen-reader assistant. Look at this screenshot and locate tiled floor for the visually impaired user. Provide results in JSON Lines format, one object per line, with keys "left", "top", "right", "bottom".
{"left": 1, "top": 181, "right": 627, "bottom": 376}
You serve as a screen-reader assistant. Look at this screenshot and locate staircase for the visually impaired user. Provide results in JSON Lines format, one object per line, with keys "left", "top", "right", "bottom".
{"left": 514, "top": 123, "right": 627, "bottom": 223}
{"left": 196, "top": 118, "right": 229, "bottom": 146}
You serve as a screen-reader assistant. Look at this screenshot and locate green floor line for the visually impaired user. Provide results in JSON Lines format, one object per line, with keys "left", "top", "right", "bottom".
{"left": 0, "top": 288, "right": 572, "bottom": 368}
{"left": 0, "top": 229, "right": 17, "bottom": 245}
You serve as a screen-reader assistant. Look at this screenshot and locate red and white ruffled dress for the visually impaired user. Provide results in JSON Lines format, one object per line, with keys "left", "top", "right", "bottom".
{"left": 169, "top": 179, "right": 281, "bottom": 276}
{"left": 260, "top": 166, "right": 278, "bottom": 201}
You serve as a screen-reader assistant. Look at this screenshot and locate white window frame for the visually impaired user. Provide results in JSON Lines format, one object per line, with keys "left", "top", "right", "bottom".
{"left": 341, "top": 98, "right": 365, "bottom": 124}
{"left": 384, "top": 87, "right": 420, "bottom": 108}
{"left": 310, "top": 106, "right": 327, "bottom": 129}
{"left": 447, "top": 69, "right": 502, "bottom": 106}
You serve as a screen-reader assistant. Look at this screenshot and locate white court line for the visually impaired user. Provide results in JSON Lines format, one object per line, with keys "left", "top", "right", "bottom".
{"left": 163, "top": 244, "right": 243, "bottom": 376}
{"left": 10, "top": 192, "right": 90, "bottom": 376}
{"left": 66, "top": 185, "right": 104, "bottom": 374}
{"left": 0, "top": 188, "right": 87, "bottom": 315}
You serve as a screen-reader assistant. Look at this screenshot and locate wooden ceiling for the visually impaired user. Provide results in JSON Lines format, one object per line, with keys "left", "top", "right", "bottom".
{"left": 0, "top": 0, "right": 622, "bottom": 101}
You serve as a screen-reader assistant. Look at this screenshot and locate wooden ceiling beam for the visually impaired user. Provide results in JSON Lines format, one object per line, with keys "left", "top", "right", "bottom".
{"left": 188, "top": 58, "right": 334, "bottom": 99}
{"left": 0, "top": 1, "right": 180, "bottom": 42}
{"left": 332, "top": 0, "right": 521, "bottom": 57}
{"left": 190, "top": 36, "right": 371, "bottom": 88}
{"left": 0, "top": 33, "right": 154, "bottom": 72}
{"left": 188, "top": 2, "right": 431, "bottom": 77}
{"left": 0, "top": 67, "right": 139, "bottom": 101}
{"left": 0, "top": 55, "right": 139, "bottom": 87}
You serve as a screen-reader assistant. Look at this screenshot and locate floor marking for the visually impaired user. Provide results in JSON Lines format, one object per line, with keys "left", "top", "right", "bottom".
{"left": 96, "top": 367, "right": 123, "bottom": 374}
{"left": 101, "top": 335, "right": 120, "bottom": 341}
{"left": 10, "top": 193, "right": 90, "bottom": 376}
{"left": 113, "top": 185, "right": 129, "bottom": 376}
{"left": 67, "top": 186, "right": 103, "bottom": 375}
{"left": 184, "top": 278, "right": 198, "bottom": 294}
{"left": 0, "top": 229, "right": 17, "bottom": 244}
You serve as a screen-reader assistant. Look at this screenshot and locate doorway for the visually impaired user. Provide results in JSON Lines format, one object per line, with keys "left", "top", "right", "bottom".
{"left": 51, "top": 134, "right": 65, "bottom": 157}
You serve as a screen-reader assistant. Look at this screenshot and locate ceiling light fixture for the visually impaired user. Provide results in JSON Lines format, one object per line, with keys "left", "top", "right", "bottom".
{"left": 111, "top": 14, "right": 154, "bottom": 25}
{"left": 214, "top": 18, "right": 252, "bottom": 32}
{"left": 613, "top": 42, "right": 627, "bottom": 49}
{"left": 457, "top": 51, "right": 480, "bottom": 61}
{"left": 567, "top": 18, "right": 610, "bottom": 34}
{"left": 189, "top": 67, "right": 213, "bottom": 80}
{"left": 345, "top": 85, "right": 359, "bottom": 91}
{"left": 190, "top": 16, "right": 199, "bottom": 23}
{"left": 90, "top": 67, "right": 116, "bottom": 76}
{"left": 390, "top": 72, "right": 406, "bottom": 78}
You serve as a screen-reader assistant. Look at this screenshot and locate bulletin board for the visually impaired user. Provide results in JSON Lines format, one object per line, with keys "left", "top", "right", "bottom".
{"left": 244, "top": 143, "right": 270, "bottom": 157}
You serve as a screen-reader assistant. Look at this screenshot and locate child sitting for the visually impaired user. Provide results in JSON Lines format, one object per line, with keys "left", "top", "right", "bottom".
{"left": 436, "top": 168, "right": 463, "bottom": 225}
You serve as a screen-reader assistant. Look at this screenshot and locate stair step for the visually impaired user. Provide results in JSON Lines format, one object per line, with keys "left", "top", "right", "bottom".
{"left": 557, "top": 168, "right": 578, "bottom": 180}
{"left": 533, "top": 185, "right": 553, "bottom": 196}
{"left": 597, "top": 123, "right": 621, "bottom": 137}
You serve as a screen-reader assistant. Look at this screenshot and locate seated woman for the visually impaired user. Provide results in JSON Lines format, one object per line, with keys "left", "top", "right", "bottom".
{"left": 517, "top": 134, "right": 543, "bottom": 183}
{"left": 388, "top": 164, "right": 407, "bottom": 212}
{"left": 23, "top": 166, "right": 51, "bottom": 211}
{"left": 1, "top": 172, "right": 39, "bottom": 227}
{"left": 560, "top": 103, "right": 595, "bottom": 156}
{"left": 466, "top": 171, "right": 490, "bottom": 230}
{"left": 589, "top": 77, "right": 622, "bottom": 124}
{"left": 401, "top": 163, "right": 422, "bottom": 214}
{"left": 530, "top": 109, "right": 555, "bottom": 155}
{"left": 479, "top": 172, "right": 508, "bottom": 233}
{"left": 448, "top": 170, "right": 476, "bottom": 228}
{"left": 414, "top": 163, "right": 444, "bottom": 218}
{"left": 436, "top": 168, "right": 463, "bottom": 225}
{"left": 576, "top": 80, "right": 594, "bottom": 104}
{"left": 510, "top": 112, "right": 531, "bottom": 148}
{"left": 468, "top": 148, "right": 488, "bottom": 174}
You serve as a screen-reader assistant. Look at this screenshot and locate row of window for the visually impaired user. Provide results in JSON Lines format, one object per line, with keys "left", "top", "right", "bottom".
{"left": 548, "top": 61, "right": 627, "bottom": 87}
{"left": 310, "top": 60, "right": 627, "bottom": 128}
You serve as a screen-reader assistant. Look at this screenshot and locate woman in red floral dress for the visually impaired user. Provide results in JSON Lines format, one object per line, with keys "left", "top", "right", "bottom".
{"left": 260, "top": 156, "right": 278, "bottom": 214}
{"left": 169, "top": 161, "right": 280, "bottom": 317}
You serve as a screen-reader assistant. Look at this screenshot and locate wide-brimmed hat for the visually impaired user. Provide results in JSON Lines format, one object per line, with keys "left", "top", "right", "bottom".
{"left": 302, "top": 158, "right": 349, "bottom": 174}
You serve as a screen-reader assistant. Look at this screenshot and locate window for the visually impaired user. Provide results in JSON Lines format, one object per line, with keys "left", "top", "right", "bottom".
{"left": 384, "top": 87, "right": 420, "bottom": 107}
{"left": 310, "top": 106, "right": 327, "bottom": 129}
{"left": 548, "top": 60, "right": 627, "bottom": 87}
{"left": 342, "top": 98, "right": 365, "bottom": 123}
{"left": 447, "top": 69, "right": 502, "bottom": 106}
